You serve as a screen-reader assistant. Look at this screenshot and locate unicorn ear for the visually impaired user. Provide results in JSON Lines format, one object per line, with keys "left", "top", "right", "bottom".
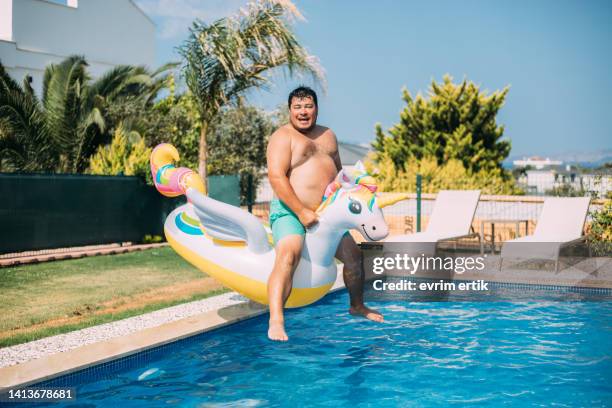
{"left": 336, "top": 169, "right": 351, "bottom": 184}
{"left": 335, "top": 169, "right": 353, "bottom": 188}
{"left": 354, "top": 161, "right": 365, "bottom": 173}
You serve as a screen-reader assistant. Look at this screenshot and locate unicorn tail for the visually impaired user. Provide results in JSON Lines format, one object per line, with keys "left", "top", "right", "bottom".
{"left": 150, "top": 144, "right": 206, "bottom": 197}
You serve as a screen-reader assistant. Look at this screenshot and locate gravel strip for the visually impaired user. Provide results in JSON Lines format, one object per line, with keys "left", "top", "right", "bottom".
{"left": 0, "top": 292, "right": 249, "bottom": 368}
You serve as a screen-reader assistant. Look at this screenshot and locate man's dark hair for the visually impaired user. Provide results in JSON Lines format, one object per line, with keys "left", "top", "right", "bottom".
{"left": 288, "top": 86, "right": 317, "bottom": 108}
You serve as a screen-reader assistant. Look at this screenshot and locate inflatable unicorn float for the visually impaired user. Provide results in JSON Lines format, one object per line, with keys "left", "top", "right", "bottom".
{"left": 150, "top": 144, "right": 407, "bottom": 307}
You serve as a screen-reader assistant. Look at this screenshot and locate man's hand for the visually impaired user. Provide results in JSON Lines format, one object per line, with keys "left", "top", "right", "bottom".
{"left": 298, "top": 208, "right": 319, "bottom": 229}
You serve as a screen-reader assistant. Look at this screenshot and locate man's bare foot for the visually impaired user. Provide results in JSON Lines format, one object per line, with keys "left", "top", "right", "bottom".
{"left": 268, "top": 319, "right": 289, "bottom": 341}
{"left": 349, "top": 305, "right": 384, "bottom": 322}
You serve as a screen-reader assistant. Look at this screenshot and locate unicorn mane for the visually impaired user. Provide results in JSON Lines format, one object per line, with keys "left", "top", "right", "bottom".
{"left": 318, "top": 165, "right": 379, "bottom": 214}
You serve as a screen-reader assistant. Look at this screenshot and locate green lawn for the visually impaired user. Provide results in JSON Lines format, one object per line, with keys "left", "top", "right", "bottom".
{"left": 0, "top": 247, "right": 228, "bottom": 347}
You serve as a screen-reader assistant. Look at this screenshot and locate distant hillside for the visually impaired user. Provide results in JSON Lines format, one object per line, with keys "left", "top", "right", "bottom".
{"left": 506, "top": 149, "right": 612, "bottom": 168}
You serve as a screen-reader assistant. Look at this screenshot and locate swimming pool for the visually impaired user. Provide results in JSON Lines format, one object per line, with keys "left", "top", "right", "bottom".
{"left": 7, "top": 285, "right": 612, "bottom": 407}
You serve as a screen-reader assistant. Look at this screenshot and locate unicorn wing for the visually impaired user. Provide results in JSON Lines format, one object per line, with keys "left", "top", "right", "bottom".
{"left": 186, "top": 189, "right": 270, "bottom": 254}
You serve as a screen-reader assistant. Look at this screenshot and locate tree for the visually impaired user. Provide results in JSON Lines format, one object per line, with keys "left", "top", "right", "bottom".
{"left": 208, "top": 105, "right": 275, "bottom": 203}
{"left": 0, "top": 56, "right": 172, "bottom": 173}
{"left": 595, "top": 162, "right": 612, "bottom": 172}
{"left": 141, "top": 87, "right": 277, "bottom": 201}
{"left": 0, "top": 63, "right": 55, "bottom": 171}
{"left": 178, "top": 0, "right": 324, "bottom": 188}
{"left": 374, "top": 75, "right": 511, "bottom": 174}
{"left": 140, "top": 81, "right": 201, "bottom": 170}
{"left": 371, "top": 75, "right": 517, "bottom": 193}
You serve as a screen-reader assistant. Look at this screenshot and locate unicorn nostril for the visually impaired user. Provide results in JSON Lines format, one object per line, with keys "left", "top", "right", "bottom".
{"left": 372, "top": 226, "right": 376, "bottom": 230}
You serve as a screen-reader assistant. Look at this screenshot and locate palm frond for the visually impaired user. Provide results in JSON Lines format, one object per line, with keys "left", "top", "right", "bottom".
{"left": 1, "top": 54, "right": 175, "bottom": 173}
{"left": 42, "top": 63, "right": 56, "bottom": 104}
{"left": 43, "top": 55, "right": 88, "bottom": 155}
{"left": 85, "top": 65, "right": 136, "bottom": 103}
{"left": 83, "top": 106, "right": 106, "bottom": 133}
{"left": 0, "top": 87, "right": 55, "bottom": 171}
{"left": 0, "top": 60, "right": 23, "bottom": 95}
{"left": 152, "top": 61, "right": 180, "bottom": 77}
{"left": 179, "top": 0, "right": 325, "bottom": 119}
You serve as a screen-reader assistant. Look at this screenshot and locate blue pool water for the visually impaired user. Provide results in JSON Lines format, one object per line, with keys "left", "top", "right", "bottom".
{"left": 12, "top": 288, "right": 612, "bottom": 407}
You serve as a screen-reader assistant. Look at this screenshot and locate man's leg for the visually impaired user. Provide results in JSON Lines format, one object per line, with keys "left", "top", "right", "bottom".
{"left": 267, "top": 234, "right": 303, "bottom": 341}
{"left": 335, "top": 233, "right": 384, "bottom": 322}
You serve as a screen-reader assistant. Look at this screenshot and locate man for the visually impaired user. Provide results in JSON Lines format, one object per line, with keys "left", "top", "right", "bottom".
{"left": 266, "top": 86, "right": 383, "bottom": 342}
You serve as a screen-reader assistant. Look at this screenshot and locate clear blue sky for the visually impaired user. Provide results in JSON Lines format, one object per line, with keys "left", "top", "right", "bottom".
{"left": 135, "top": 0, "right": 612, "bottom": 157}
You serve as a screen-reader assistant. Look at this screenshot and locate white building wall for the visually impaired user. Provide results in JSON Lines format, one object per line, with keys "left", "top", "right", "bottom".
{"left": 526, "top": 170, "right": 555, "bottom": 194}
{"left": 0, "top": 0, "right": 13, "bottom": 41}
{"left": 0, "top": 0, "right": 155, "bottom": 94}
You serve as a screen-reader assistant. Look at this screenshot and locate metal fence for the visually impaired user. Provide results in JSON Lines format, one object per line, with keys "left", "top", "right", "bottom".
{"left": 247, "top": 172, "right": 609, "bottom": 251}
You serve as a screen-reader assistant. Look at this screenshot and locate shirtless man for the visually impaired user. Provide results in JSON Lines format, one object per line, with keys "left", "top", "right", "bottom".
{"left": 266, "top": 86, "right": 383, "bottom": 341}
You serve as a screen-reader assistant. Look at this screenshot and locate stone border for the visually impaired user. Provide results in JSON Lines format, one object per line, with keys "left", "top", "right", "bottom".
{"left": 0, "top": 243, "right": 168, "bottom": 267}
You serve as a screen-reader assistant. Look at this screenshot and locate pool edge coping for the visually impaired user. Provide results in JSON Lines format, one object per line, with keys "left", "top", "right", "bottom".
{"left": 0, "top": 302, "right": 268, "bottom": 391}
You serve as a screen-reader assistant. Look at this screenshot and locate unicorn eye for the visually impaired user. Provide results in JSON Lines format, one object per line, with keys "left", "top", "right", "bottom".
{"left": 348, "top": 200, "right": 362, "bottom": 214}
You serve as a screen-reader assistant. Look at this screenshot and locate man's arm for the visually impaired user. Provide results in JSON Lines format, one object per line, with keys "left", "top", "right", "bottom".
{"left": 330, "top": 130, "right": 343, "bottom": 172}
{"left": 266, "top": 129, "right": 317, "bottom": 227}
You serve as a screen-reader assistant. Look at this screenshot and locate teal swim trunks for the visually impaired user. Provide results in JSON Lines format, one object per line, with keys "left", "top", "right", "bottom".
{"left": 269, "top": 198, "right": 351, "bottom": 245}
{"left": 269, "top": 198, "right": 305, "bottom": 244}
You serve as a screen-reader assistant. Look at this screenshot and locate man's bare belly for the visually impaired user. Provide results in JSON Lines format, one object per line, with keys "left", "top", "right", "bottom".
{"left": 289, "top": 152, "right": 337, "bottom": 211}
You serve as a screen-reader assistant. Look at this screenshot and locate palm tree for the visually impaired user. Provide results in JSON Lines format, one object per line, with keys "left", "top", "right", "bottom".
{"left": 0, "top": 63, "right": 54, "bottom": 171}
{"left": 0, "top": 56, "right": 174, "bottom": 173}
{"left": 178, "top": 0, "right": 325, "bottom": 185}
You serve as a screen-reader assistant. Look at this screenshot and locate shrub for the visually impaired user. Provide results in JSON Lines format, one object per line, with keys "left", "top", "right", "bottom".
{"left": 588, "top": 201, "right": 612, "bottom": 256}
{"left": 88, "top": 124, "right": 151, "bottom": 181}
{"left": 367, "top": 152, "right": 521, "bottom": 194}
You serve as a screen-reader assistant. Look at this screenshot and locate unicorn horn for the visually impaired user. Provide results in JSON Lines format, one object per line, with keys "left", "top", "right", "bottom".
{"left": 377, "top": 193, "right": 410, "bottom": 208}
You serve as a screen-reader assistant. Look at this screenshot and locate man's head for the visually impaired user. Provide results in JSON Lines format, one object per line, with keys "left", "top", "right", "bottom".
{"left": 287, "top": 86, "right": 317, "bottom": 132}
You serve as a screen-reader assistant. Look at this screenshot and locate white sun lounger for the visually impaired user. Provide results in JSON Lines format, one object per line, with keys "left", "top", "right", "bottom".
{"left": 500, "top": 197, "right": 591, "bottom": 271}
{"left": 385, "top": 190, "right": 481, "bottom": 255}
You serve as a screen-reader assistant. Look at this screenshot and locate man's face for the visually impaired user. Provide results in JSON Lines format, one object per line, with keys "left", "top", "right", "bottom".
{"left": 289, "top": 96, "right": 317, "bottom": 131}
